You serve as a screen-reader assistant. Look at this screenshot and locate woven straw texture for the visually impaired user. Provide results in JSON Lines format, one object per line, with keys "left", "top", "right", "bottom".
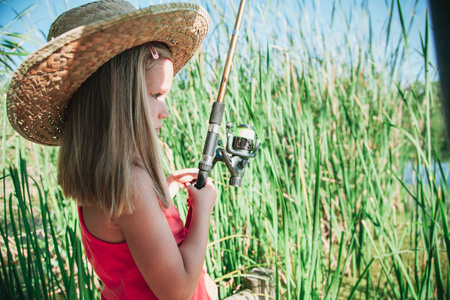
{"left": 7, "top": 0, "right": 210, "bottom": 146}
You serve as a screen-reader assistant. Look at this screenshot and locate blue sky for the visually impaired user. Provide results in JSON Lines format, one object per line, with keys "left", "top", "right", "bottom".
{"left": 0, "top": 0, "right": 437, "bottom": 83}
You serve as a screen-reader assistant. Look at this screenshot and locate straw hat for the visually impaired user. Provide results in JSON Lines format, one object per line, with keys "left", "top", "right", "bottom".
{"left": 7, "top": 0, "right": 210, "bottom": 146}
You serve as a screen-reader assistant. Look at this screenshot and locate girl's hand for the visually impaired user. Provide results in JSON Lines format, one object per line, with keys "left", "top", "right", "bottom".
{"left": 166, "top": 168, "right": 199, "bottom": 199}
{"left": 186, "top": 178, "right": 216, "bottom": 216}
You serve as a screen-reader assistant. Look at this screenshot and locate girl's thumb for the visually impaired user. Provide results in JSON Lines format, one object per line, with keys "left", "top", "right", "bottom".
{"left": 185, "top": 182, "right": 195, "bottom": 194}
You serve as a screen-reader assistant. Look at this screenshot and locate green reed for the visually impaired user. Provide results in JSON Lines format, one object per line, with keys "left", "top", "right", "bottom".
{"left": 1, "top": 0, "right": 449, "bottom": 299}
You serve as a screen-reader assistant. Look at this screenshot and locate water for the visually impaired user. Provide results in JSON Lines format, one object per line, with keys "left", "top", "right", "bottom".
{"left": 402, "top": 161, "right": 450, "bottom": 187}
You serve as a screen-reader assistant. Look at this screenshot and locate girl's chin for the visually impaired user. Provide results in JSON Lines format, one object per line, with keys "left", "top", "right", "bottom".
{"left": 155, "top": 129, "right": 160, "bottom": 134}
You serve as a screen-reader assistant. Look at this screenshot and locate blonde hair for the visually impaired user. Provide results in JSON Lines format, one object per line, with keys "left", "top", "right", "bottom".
{"left": 58, "top": 42, "right": 173, "bottom": 216}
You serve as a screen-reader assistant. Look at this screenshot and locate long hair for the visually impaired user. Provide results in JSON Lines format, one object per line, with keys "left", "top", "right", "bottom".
{"left": 58, "top": 42, "right": 173, "bottom": 216}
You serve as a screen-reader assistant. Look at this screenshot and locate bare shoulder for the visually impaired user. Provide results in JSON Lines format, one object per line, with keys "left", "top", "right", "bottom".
{"left": 81, "top": 167, "right": 158, "bottom": 244}
{"left": 114, "top": 165, "right": 167, "bottom": 232}
{"left": 125, "top": 165, "right": 162, "bottom": 212}
{"left": 81, "top": 204, "right": 124, "bottom": 243}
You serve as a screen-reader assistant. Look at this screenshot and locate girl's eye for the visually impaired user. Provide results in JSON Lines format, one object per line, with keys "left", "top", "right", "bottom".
{"left": 152, "top": 93, "right": 167, "bottom": 101}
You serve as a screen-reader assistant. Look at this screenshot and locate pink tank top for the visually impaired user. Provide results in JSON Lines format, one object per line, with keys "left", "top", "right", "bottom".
{"left": 78, "top": 204, "right": 210, "bottom": 300}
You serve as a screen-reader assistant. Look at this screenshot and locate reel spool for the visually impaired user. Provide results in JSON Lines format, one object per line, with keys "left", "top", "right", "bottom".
{"left": 213, "top": 123, "right": 260, "bottom": 187}
{"left": 226, "top": 123, "right": 259, "bottom": 158}
{"left": 228, "top": 124, "right": 258, "bottom": 157}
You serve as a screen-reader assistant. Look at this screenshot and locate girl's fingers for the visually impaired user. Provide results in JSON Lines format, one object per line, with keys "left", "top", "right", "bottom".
{"left": 171, "top": 168, "right": 199, "bottom": 179}
{"left": 168, "top": 169, "right": 199, "bottom": 187}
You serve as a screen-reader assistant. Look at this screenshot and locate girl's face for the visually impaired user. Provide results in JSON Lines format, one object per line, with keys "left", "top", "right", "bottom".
{"left": 146, "top": 59, "right": 173, "bottom": 134}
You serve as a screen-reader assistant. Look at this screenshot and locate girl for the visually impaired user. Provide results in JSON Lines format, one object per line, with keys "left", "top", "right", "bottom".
{"left": 7, "top": 0, "right": 217, "bottom": 299}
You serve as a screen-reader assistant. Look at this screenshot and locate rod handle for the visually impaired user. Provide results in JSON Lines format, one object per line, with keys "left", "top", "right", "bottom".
{"left": 187, "top": 171, "right": 209, "bottom": 229}
{"left": 195, "top": 170, "right": 209, "bottom": 189}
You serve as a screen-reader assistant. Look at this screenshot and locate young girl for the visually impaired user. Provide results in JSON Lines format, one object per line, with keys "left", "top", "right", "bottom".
{"left": 7, "top": 0, "right": 217, "bottom": 299}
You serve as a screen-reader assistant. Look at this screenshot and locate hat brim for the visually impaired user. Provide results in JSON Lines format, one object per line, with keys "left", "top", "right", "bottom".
{"left": 7, "top": 2, "right": 210, "bottom": 146}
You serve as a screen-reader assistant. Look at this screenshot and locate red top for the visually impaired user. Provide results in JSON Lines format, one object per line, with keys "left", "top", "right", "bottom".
{"left": 78, "top": 204, "right": 210, "bottom": 300}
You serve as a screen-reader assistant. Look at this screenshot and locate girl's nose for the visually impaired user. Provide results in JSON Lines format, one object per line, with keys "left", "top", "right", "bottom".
{"left": 159, "top": 102, "right": 169, "bottom": 119}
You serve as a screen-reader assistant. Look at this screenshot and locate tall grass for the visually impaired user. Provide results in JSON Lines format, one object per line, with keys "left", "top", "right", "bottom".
{"left": 1, "top": 0, "right": 449, "bottom": 299}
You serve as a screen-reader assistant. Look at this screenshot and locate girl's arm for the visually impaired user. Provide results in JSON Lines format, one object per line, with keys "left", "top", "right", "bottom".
{"left": 114, "top": 166, "right": 216, "bottom": 300}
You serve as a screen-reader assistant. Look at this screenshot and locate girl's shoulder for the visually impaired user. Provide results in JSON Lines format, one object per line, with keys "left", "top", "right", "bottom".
{"left": 82, "top": 166, "right": 160, "bottom": 244}
{"left": 81, "top": 205, "right": 125, "bottom": 243}
{"left": 128, "top": 165, "right": 160, "bottom": 202}
{"left": 115, "top": 165, "right": 166, "bottom": 229}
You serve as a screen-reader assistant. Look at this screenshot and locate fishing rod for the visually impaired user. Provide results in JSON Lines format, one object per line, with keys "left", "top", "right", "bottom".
{"left": 184, "top": 0, "right": 259, "bottom": 229}
{"left": 194, "top": 0, "right": 260, "bottom": 190}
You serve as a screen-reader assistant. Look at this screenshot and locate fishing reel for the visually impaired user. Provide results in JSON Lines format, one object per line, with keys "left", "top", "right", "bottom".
{"left": 213, "top": 122, "right": 260, "bottom": 187}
